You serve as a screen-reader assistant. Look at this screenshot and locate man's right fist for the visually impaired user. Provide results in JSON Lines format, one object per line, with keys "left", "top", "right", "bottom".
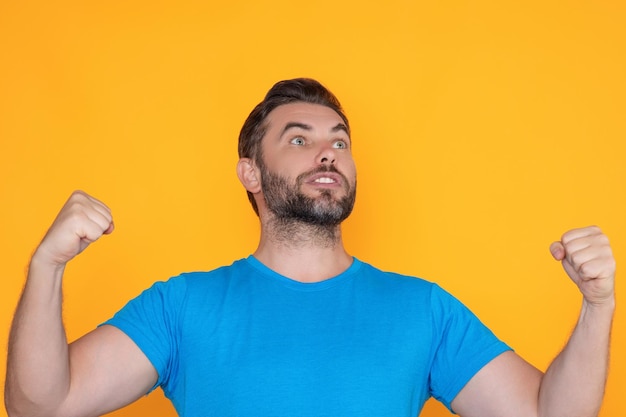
{"left": 34, "top": 191, "right": 114, "bottom": 267}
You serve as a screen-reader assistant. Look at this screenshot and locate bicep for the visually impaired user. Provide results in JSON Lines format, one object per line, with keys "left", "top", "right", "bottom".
{"left": 450, "top": 350, "right": 543, "bottom": 417}
{"left": 60, "top": 324, "right": 158, "bottom": 417}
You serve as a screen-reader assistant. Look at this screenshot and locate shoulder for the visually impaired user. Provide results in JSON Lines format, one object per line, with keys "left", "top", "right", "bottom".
{"left": 165, "top": 257, "right": 251, "bottom": 287}
{"left": 355, "top": 258, "right": 435, "bottom": 290}
{"left": 123, "top": 258, "right": 252, "bottom": 310}
{"left": 355, "top": 259, "right": 484, "bottom": 319}
{"left": 351, "top": 259, "right": 443, "bottom": 309}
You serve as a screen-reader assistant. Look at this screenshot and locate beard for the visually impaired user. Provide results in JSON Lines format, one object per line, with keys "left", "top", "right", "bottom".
{"left": 259, "top": 163, "right": 356, "bottom": 228}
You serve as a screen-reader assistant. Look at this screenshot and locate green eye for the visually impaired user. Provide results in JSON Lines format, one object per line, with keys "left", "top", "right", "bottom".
{"left": 333, "top": 140, "right": 347, "bottom": 149}
{"left": 291, "top": 137, "right": 305, "bottom": 145}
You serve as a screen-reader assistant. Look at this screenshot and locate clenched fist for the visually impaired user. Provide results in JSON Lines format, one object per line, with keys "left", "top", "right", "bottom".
{"left": 550, "top": 226, "right": 616, "bottom": 307}
{"left": 33, "top": 191, "right": 114, "bottom": 268}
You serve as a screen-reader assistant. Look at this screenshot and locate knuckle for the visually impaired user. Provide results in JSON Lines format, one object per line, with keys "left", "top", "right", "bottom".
{"left": 561, "top": 230, "right": 578, "bottom": 245}
{"left": 69, "top": 190, "right": 87, "bottom": 201}
{"left": 67, "top": 208, "right": 89, "bottom": 225}
{"left": 570, "top": 252, "right": 584, "bottom": 267}
{"left": 607, "top": 258, "right": 617, "bottom": 272}
{"left": 597, "top": 234, "right": 610, "bottom": 246}
{"left": 578, "top": 262, "right": 595, "bottom": 278}
{"left": 589, "top": 225, "right": 602, "bottom": 233}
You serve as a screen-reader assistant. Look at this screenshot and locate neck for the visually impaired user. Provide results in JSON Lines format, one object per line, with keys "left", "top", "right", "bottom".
{"left": 253, "top": 217, "right": 352, "bottom": 283}
{"left": 266, "top": 216, "right": 342, "bottom": 247}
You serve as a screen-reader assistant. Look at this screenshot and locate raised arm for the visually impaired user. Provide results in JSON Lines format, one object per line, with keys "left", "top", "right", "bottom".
{"left": 5, "top": 191, "right": 157, "bottom": 417}
{"left": 451, "top": 226, "right": 615, "bottom": 417}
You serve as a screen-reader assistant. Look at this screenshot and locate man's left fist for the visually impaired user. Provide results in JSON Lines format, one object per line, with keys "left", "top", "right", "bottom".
{"left": 550, "top": 226, "right": 616, "bottom": 307}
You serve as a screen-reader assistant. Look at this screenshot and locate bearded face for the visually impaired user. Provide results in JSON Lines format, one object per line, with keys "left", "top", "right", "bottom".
{"left": 259, "top": 161, "right": 356, "bottom": 227}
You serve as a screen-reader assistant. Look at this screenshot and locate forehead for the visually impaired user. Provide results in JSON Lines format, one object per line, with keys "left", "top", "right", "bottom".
{"left": 264, "top": 102, "right": 346, "bottom": 132}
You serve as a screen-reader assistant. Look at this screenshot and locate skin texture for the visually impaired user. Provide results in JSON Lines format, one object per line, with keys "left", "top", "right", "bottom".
{"left": 5, "top": 103, "right": 616, "bottom": 417}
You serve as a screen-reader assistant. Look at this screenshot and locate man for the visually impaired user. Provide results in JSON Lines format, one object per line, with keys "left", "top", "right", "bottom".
{"left": 5, "top": 78, "right": 616, "bottom": 417}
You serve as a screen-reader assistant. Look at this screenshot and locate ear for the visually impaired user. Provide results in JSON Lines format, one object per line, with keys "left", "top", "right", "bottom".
{"left": 237, "top": 158, "right": 262, "bottom": 193}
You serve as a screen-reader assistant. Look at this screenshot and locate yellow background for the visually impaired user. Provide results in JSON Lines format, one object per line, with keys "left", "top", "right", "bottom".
{"left": 1, "top": 1, "right": 624, "bottom": 416}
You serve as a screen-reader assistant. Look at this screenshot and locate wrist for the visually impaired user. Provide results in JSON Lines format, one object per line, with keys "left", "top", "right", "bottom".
{"left": 583, "top": 292, "right": 616, "bottom": 309}
{"left": 29, "top": 250, "right": 67, "bottom": 281}
{"left": 580, "top": 296, "right": 616, "bottom": 324}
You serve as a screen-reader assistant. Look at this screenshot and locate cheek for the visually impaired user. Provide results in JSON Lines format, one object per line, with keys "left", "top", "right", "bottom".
{"left": 343, "top": 159, "right": 357, "bottom": 181}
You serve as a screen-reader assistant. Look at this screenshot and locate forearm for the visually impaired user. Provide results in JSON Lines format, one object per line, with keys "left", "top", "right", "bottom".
{"left": 5, "top": 256, "right": 72, "bottom": 417}
{"left": 538, "top": 299, "right": 614, "bottom": 417}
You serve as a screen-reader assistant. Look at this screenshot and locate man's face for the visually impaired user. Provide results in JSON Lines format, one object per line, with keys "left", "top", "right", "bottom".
{"left": 257, "top": 102, "right": 357, "bottom": 226}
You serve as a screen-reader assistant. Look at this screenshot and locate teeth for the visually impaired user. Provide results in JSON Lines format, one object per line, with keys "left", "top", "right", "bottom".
{"left": 314, "top": 177, "right": 335, "bottom": 184}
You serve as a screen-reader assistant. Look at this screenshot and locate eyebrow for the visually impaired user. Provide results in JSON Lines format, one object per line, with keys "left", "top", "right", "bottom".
{"left": 280, "top": 122, "right": 350, "bottom": 138}
{"left": 281, "top": 122, "right": 312, "bottom": 136}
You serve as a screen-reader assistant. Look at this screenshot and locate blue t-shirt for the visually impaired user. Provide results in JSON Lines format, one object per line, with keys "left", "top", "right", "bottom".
{"left": 103, "top": 257, "right": 510, "bottom": 416}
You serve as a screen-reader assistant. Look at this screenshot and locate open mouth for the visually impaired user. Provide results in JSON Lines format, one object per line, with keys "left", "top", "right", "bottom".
{"left": 314, "top": 177, "right": 337, "bottom": 184}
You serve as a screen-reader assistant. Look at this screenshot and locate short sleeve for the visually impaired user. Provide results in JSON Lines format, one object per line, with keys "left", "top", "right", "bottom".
{"left": 428, "top": 284, "right": 511, "bottom": 413}
{"left": 100, "top": 276, "right": 187, "bottom": 394}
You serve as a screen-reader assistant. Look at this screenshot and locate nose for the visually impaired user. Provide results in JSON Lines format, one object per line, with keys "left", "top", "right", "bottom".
{"left": 317, "top": 143, "right": 336, "bottom": 165}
